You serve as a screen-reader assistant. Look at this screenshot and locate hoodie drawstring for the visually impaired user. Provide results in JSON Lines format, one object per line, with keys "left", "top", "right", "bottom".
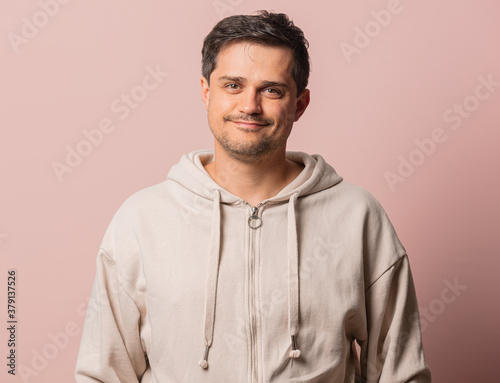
{"left": 199, "top": 189, "right": 221, "bottom": 369}
{"left": 287, "top": 192, "right": 301, "bottom": 358}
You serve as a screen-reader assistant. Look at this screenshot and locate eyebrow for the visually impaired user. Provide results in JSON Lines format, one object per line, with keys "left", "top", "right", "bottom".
{"left": 217, "top": 75, "right": 289, "bottom": 88}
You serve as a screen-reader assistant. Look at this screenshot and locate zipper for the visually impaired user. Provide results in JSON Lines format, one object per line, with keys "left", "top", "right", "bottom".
{"left": 245, "top": 201, "right": 265, "bottom": 383}
{"left": 248, "top": 206, "right": 263, "bottom": 229}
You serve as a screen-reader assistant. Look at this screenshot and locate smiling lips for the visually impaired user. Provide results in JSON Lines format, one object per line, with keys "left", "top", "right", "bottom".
{"left": 231, "top": 120, "right": 270, "bottom": 130}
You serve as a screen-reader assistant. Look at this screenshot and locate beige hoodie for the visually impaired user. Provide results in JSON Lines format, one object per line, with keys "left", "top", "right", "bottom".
{"left": 75, "top": 149, "right": 431, "bottom": 382}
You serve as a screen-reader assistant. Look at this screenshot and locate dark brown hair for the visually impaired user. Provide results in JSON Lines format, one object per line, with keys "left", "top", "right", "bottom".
{"left": 201, "top": 10, "right": 310, "bottom": 96}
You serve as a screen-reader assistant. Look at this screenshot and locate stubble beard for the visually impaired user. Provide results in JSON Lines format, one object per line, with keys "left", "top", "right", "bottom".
{"left": 212, "top": 121, "right": 290, "bottom": 165}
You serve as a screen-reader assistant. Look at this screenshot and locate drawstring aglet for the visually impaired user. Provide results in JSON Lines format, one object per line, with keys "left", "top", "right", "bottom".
{"left": 198, "top": 345, "right": 210, "bottom": 369}
{"left": 289, "top": 335, "right": 301, "bottom": 358}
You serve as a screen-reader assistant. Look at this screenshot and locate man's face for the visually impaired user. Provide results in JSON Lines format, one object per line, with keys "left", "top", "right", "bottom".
{"left": 201, "top": 42, "right": 310, "bottom": 163}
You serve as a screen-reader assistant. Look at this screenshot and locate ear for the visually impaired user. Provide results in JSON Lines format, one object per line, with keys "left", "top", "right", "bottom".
{"left": 201, "top": 76, "right": 210, "bottom": 111}
{"left": 294, "top": 89, "right": 310, "bottom": 122}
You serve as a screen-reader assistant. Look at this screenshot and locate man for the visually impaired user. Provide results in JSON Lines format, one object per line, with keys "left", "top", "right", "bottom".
{"left": 75, "top": 11, "right": 431, "bottom": 382}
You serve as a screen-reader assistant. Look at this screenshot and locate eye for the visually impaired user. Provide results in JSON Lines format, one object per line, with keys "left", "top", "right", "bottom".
{"left": 264, "top": 88, "right": 282, "bottom": 97}
{"left": 226, "top": 83, "right": 241, "bottom": 90}
{"left": 265, "top": 88, "right": 277, "bottom": 93}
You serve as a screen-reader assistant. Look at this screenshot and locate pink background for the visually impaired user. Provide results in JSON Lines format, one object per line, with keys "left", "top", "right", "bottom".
{"left": 1, "top": 0, "right": 499, "bottom": 381}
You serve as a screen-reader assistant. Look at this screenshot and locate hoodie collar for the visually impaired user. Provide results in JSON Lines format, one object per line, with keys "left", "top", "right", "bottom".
{"left": 167, "top": 149, "right": 342, "bottom": 204}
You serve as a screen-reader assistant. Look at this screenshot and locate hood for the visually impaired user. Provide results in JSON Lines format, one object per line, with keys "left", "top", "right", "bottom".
{"left": 167, "top": 149, "right": 343, "bottom": 369}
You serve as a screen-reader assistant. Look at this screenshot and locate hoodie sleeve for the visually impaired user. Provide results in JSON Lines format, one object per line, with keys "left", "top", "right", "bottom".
{"left": 359, "top": 254, "right": 431, "bottom": 383}
{"left": 74, "top": 248, "right": 149, "bottom": 382}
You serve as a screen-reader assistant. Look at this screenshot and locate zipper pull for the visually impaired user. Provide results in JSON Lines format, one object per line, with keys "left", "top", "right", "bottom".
{"left": 248, "top": 206, "right": 262, "bottom": 229}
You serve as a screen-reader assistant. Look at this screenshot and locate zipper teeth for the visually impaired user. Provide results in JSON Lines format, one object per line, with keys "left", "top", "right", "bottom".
{"left": 252, "top": 228, "right": 257, "bottom": 382}
{"left": 244, "top": 201, "right": 266, "bottom": 382}
{"left": 248, "top": 205, "right": 259, "bottom": 382}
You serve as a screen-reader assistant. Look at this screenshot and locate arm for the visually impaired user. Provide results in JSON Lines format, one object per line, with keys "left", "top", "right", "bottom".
{"left": 75, "top": 248, "right": 149, "bottom": 382}
{"left": 359, "top": 255, "right": 431, "bottom": 383}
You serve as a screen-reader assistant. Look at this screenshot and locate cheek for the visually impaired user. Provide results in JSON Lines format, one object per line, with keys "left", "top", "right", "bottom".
{"left": 273, "top": 104, "right": 296, "bottom": 126}
{"left": 207, "top": 99, "right": 221, "bottom": 120}
{"left": 209, "top": 97, "right": 235, "bottom": 119}
{"left": 207, "top": 100, "right": 228, "bottom": 129}
{"left": 209, "top": 91, "right": 233, "bottom": 108}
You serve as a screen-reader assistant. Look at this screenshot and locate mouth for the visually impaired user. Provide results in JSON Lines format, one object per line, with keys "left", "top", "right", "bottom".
{"left": 231, "top": 120, "right": 270, "bottom": 130}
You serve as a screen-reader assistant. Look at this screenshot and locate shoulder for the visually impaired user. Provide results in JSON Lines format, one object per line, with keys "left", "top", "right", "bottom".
{"left": 326, "top": 181, "right": 407, "bottom": 282}
{"left": 120, "top": 180, "right": 170, "bottom": 210}
{"left": 111, "top": 178, "right": 185, "bottom": 222}
{"left": 333, "top": 181, "right": 379, "bottom": 203}
{"left": 98, "top": 180, "right": 175, "bottom": 256}
{"left": 320, "top": 180, "right": 388, "bottom": 219}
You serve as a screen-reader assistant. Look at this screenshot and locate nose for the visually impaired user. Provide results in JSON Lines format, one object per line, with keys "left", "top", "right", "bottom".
{"left": 238, "top": 88, "right": 262, "bottom": 115}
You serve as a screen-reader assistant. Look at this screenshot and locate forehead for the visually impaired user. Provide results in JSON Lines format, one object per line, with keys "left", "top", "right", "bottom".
{"left": 213, "top": 42, "right": 294, "bottom": 82}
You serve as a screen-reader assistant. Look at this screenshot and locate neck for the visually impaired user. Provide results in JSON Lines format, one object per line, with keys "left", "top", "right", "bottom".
{"left": 204, "top": 144, "right": 304, "bottom": 206}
